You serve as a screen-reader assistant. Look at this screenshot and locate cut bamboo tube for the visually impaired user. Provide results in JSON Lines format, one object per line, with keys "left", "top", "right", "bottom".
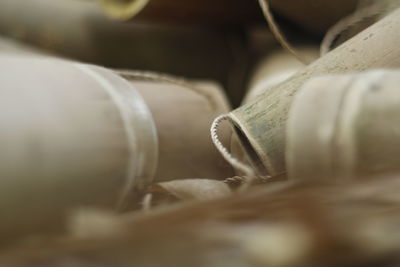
{"left": 231, "top": 47, "right": 318, "bottom": 175}
{"left": 228, "top": 9, "right": 400, "bottom": 176}
{"left": 0, "top": 56, "right": 157, "bottom": 244}
{"left": 125, "top": 77, "right": 234, "bottom": 181}
{"left": 287, "top": 70, "right": 400, "bottom": 180}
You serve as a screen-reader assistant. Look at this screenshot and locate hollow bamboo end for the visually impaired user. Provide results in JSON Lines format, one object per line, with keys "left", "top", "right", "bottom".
{"left": 228, "top": 112, "right": 272, "bottom": 177}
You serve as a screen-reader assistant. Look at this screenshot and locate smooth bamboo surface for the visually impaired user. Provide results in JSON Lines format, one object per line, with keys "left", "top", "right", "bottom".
{"left": 131, "top": 79, "right": 235, "bottom": 181}
{"left": 0, "top": 56, "right": 157, "bottom": 244}
{"left": 287, "top": 70, "right": 400, "bottom": 180}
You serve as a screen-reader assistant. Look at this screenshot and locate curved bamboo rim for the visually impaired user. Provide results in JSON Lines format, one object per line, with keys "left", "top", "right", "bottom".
{"left": 228, "top": 112, "right": 273, "bottom": 176}
{"left": 98, "top": 0, "right": 149, "bottom": 20}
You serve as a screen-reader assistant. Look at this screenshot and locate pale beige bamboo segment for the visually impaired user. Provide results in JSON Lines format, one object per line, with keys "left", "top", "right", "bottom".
{"left": 0, "top": 56, "right": 157, "bottom": 244}
{"left": 0, "top": 36, "right": 49, "bottom": 56}
{"left": 287, "top": 70, "right": 400, "bottom": 180}
{"left": 131, "top": 79, "right": 235, "bottom": 181}
{"left": 228, "top": 9, "right": 400, "bottom": 176}
{"left": 287, "top": 74, "right": 357, "bottom": 180}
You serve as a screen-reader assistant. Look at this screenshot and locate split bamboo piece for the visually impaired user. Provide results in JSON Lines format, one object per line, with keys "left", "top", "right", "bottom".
{"left": 267, "top": 0, "right": 359, "bottom": 34}
{"left": 97, "top": 0, "right": 262, "bottom": 25}
{"left": 287, "top": 70, "right": 400, "bottom": 180}
{"left": 0, "top": 56, "right": 157, "bottom": 244}
{"left": 0, "top": 0, "right": 236, "bottom": 86}
{"left": 228, "top": 9, "right": 400, "bottom": 176}
{"left": 119, "top": 74, "right": 234, "bottom": 181}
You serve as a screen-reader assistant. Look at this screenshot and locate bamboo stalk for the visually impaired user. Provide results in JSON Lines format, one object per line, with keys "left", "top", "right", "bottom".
{"left": 228, "top": 9, "right": 400, "bottom": 176}
{"left": 230, "top": 47, "right": 318, "bottom": 175}
{"left": 0, "top": 56, "right": 158, "bottom": 244}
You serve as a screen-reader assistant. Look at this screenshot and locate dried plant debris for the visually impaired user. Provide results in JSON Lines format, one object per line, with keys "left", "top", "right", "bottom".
{"left": 1, "top": 176, "right": 400, "bottom": 266}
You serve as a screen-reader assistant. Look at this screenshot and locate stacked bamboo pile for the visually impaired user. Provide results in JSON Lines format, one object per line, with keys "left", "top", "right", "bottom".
{"left": 0, "top": 0, "right": 400, "bottom": 266}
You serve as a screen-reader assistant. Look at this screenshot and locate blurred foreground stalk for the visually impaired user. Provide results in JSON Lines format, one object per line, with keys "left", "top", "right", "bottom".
{"left": 1, "top": 176, "right": 400, "bottom": 266}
